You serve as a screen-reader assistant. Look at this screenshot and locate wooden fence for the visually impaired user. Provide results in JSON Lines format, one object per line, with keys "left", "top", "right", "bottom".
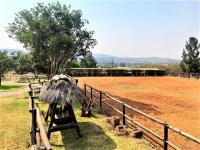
{"left": 2, "top": 74, "right": 49, "bottom": 83}
{"left": 28, "top": 89, "right": 52, "bottom": 150}
{"left": 84, "top": 84, "right": 200, "bottom": 150}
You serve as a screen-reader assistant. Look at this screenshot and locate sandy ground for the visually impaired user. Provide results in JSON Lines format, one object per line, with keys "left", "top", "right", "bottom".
{"left": 0, "top": 82, "right": 41, "bottom": 97}
{"left": 0, "top": 88, "right": 28, "bottom": 97}
{"left": 77, "top": 76, "right": 200, "bottom": 149}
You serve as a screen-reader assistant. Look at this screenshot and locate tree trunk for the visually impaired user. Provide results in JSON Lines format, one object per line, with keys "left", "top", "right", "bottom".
{"left": 50, "top": 55, "right": 60, "bottom": 78}
{"left": 0, "top": 76, "right": 1, "bottom": 86}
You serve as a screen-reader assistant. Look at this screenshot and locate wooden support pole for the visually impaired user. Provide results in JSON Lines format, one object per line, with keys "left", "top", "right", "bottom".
{"left": 30, "top": 108, "right": 37, "bottom": 145}
{"left": 36, "top": 131, "right": 41, "bottom": 149}
{"left": 164, "top": 123, "right": 168, "bottom": 150}
{"left": 84, "top": 84, "right": 86, "bottom": 96}
{"left": 122, "top": 103, "right": 126, "bottom": 125}
{"left": 28, "top": 90, "right": 33, "bottom": 97}
{"left": 90, "top": 87, "right": 93, "bottom": 99}
{"left": 100, "top": 91, "right": 102, "bottom": 108}
{"left": 31, "top": 96, "right": 35, "bottom": 109}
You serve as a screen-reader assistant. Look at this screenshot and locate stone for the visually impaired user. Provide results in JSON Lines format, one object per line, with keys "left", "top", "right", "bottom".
{"left": 107, "top": 116, "right": 120, "bottom": 127}
{"left": 115, "top": 125, "right": 126, "bottom": 136}
{"left": 130, "top": 130, "right": 143, "bottom": 138}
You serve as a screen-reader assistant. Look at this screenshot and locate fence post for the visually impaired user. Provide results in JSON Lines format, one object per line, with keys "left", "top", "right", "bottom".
{"left": 31, "top": 96, "right": 35, "bottom": 109}
{"left": 30, "top": 108, "right": 37, "bottom": 145}
{"left": 164, "top": 123, "right": 168, "bottom": 150}
{"left": 84, "top": 84, "right": 86, "bottom": 96}
{"left": 122, "top": 103, "right": 126, "bottom": 125}
{"left": 99, "top": 91, "right": 102, "bottom": 108}
{"left": 90, "top": 87, "right": 93, "bottom": 99}
{"left": 28, "top": 90, "right": 33, "bottom": 97}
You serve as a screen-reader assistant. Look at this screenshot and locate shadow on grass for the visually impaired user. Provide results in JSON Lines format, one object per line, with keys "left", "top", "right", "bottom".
{"left": 57, "top": 122, "right": 116, "bottom": 150}
{"left": 42, "top": 98, "right": 116, "bottom": 150}
{"left": 0, "top": 84, "right": 23, "bottom": 91}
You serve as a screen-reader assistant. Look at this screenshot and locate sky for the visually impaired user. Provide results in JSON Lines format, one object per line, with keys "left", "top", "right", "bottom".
{"left": 0, "top": 0, "right": 199, "bottom": 59}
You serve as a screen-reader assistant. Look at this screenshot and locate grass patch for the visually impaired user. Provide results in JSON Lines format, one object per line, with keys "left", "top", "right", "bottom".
{"left": 0, "top": 94, "right": 30, "bottom": 149}
{"left": 0, "top": 83, "right": 24, "bottom": 92}
{"left": 36, "top": 99, "right": 154, "bottom": 150}
{"left": 0, "top": 93, "right": 154, "bottom": 150}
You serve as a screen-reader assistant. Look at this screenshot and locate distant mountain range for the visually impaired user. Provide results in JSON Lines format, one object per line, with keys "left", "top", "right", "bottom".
{"left": 1, "top": 49, "right": 180, "bottom": 64}
{"left": 1, "top": 49, "right": 27, "bottom": 54}
{"left": 93, "top": 54, "right": 180, "bottom": 64}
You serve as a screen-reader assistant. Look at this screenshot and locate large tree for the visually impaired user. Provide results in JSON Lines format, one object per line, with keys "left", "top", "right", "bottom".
{"left": 180, "top": 37, "right": 200, "bottom": 73}
{"left": 7, "top": 2, "right": 96, "bottom": 77}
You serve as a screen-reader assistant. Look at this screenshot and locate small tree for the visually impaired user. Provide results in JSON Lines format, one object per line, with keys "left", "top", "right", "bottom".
{"left": 7, "top": 2, "right": 96, "bottom": 77}
{"left": 180, "top": 37, "right": 200, "bottom": 73}
{"left": 12, "top": 51, "right": 34, "bottom": 74}
{"left": 0, "top": 50, "right": 12, "bottom": 85}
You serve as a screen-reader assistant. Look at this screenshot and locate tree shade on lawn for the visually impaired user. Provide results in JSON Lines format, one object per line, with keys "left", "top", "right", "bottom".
{"left": 0, "top": 83, "right": 23, "bottom": 92}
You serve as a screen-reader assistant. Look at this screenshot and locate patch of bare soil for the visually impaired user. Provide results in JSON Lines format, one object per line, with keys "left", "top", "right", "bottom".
{"left": 77, "top": 77, "right": 200, "bottom": 149}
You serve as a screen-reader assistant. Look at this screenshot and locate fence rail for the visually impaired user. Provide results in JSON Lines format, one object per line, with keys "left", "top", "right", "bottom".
{"left": 84, "top": 84, "right": 200, "bottom": 150}
{"left": 28, "top": 89, "right": 52, "bottom": 150}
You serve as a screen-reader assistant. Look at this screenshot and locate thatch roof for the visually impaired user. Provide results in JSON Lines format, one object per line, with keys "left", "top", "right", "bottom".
{"left": 39, "top": 74, "right": 87, "bottom": 107}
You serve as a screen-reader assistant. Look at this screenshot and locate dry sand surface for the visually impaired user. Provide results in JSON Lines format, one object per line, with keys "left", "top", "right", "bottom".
{"left": 77, "top": 76, "right": 200, "bottom": 149}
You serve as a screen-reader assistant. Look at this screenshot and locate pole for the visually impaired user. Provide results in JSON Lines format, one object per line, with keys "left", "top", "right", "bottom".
{"left": 100, "top": 91, "right": 102, "bottom": 108}
{"left": 164, "top": 123, "right": 168, "bottom": 150}
{"left": 122, "top": 103, "right": 126, "bottom": 125}
{"left": 30, "top": 108, "right": 37, "bottom": 145}
{"left": 31, "top": 96, "right": 35, "bottom": 109}
{"left": 90, "top": 88, "right": 93, "bottom": 99}
{"left": 84, "top": 84, "right": 86, "bottom": 96}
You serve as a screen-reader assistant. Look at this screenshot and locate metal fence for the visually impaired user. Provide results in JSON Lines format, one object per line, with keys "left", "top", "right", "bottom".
{"left": 84, "top": 84, "right": 200, "bottom": 150}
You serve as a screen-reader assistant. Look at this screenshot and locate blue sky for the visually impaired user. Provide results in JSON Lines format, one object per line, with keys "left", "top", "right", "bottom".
{"left": 0, "top": 0, "right": 199, "bottom": 59}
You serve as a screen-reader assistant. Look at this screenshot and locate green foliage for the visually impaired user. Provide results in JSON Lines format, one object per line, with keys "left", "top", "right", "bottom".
{"left": 7, "top": 1, "right": 96, "bottom": 77}
{"left": 30, "top": 51, "right": 51, "bottom": 77}
{"left": 0, "top": 50, "right": 12, "bottom": 76}
{"left": 120, "top": 63, "right": 126, "bottom": 67}
{"left": 11, "top": 51, "right": 34, "bottom": 74}
{"left": 80, "top": 52, "right": 97, "bottom": 68}
{"left": 0, "top": 50, "right": 13, "bottom": 85}
{"left": 138, "top": 63, "right": 182, "bottom": 73}
{"left": 180, "top": 37, "right": 200, "bottom": 73}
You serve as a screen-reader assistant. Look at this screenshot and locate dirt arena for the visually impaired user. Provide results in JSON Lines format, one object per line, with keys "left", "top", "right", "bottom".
{"left": 78, "top": 76, "right": 200, "bottom": 148}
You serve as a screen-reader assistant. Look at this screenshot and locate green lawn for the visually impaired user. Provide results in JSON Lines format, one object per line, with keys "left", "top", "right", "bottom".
{"left": 0, "top": 93, "right": 155, "bottom": 150}
{"left": 0, "top": 83, "right": 24, "bottom": 92}
{"left": 0, "top": 94, "right": 30, "bottom": 149}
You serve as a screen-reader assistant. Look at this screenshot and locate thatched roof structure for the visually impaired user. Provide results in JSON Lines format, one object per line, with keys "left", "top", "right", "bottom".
{"left": 39, "top": 74, "right": 87, "bottom": 107}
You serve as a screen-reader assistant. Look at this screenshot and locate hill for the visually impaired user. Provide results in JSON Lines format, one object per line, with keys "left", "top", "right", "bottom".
{"left": 0, "top": 49, "right": 27, "bottom": 55}
{"left": 93, "top": 54, "right": 179, "bottom": 65}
